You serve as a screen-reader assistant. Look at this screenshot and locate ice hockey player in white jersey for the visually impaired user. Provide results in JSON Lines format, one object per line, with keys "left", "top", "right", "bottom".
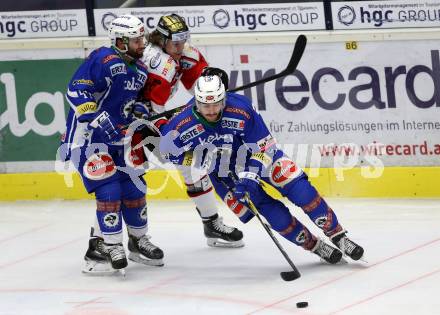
{"left": 140, "top": 14, "right": 244, "bottom": 248}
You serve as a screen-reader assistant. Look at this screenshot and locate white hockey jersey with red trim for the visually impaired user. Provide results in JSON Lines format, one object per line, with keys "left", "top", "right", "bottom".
{"left": 142, "top": 42, "right": 208, "bottom": 113}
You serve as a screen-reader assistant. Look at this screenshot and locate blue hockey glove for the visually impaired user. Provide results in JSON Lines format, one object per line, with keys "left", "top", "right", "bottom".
{"left": 89, "top": 111, "right": 123, "bottom": 143}
{"left": 132, "top": 101, "right": 151, "bottom": 120}
{"left": 233, "top": 172, "right": 261, "bottom": 204}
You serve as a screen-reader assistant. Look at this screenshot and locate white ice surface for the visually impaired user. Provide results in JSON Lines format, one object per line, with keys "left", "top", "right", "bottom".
{"left": 0, "top": 198, "right": 439, "bottom": 315}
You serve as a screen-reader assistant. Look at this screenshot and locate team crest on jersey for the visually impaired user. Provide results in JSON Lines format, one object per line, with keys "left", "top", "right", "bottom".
{"left": 150, "top": 52, "right": 161, "bottom": 69}
{"left": 269, "top": 157, "right": 302, "bottom": 187}
{"left": 83, "top": 153, "right": 117, "bottom": 180}
{"left": 221, "top": 118, "right": 245, "bottom": 130}
{"left": 110, "top": 63, "right": 127, "bottom": 76}
{"left": 180, "top": 124, "right": 205, "bottom": 142}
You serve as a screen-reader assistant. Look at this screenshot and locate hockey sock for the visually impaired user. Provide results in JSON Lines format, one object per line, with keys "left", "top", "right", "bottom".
{"left": 121, "top": 197, "right": 148, "bottom": 238}
{"left": 95, "top": 200, "right": 123, "bottom": 244}
{"left": 284, "top": 178, "right": 341, "bottom": 236}
{"left": 257, "top": 197, "right": 316, "bottom": 249}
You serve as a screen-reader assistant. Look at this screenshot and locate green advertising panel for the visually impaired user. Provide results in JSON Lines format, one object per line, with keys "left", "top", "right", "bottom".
{"left": 0, "top": 59, "right": 82, "bottom": 162}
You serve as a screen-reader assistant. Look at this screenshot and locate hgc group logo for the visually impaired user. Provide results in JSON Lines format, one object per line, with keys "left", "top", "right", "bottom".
{"left": 337, "top": 5, "right": 356, "bottom": 26}
{"left": 213, "top": 9, "right": 230, "bottom": 29}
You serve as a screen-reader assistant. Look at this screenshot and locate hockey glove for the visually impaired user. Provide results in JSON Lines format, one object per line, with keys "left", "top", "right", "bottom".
{"left": 233, "top": 172, "right": 262, "bottom": 205}
{"left": 89, "top": 111, "right": 124, "bottom": 144}
{"left": 132, "top": 101, "right": 151, "bottom": 120}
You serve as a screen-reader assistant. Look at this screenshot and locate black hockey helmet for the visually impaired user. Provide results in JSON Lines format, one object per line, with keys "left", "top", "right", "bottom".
{"left": 156, "top": 14, "right": 189, "bottom": 42}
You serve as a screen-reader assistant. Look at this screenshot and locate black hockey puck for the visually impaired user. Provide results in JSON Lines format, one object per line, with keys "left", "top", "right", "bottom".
{"left": 296, "top": 302, "right": 308, "bottom": 308}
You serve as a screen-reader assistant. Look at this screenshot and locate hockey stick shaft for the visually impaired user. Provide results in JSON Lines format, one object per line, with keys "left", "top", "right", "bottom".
{"left": 213, "top": 173, "right": 300, "bottom": 279}
{"left": 147, "top": 34, "right": 307, "bottom": 122}
{"left": 245, "top": 196, "right": 301, "bottom": 278}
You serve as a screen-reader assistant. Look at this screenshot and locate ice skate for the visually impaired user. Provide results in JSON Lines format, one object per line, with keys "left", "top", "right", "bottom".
{"left": 331, "top": 232, "right": 366, "bottom": 262}
{"left": 203, "top": 214, "right": 244, "bottom": 248}
{"left": 128, "top": 235, "right": 164, "bottom": 267}
{"left": 311, "top": 239, "right": 344, "bottom": 264}
{"left": 82, "top": 234, "right": 127, "bottom": 276}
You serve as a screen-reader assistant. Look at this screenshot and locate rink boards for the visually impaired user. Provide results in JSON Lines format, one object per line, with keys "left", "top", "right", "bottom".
{"left": 1, "top": 30, "right": 440, "bottom": 200}
{"left": 0, "top": 167, "right": 439, "bottom": 200}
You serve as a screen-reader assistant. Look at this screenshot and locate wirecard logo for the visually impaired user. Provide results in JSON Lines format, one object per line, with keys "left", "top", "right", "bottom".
{"left": 338, "top": 5, "right": 356, "bottom": 26}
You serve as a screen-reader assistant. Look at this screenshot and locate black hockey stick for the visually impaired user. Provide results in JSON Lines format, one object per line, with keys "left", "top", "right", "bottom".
{"left": 214, "top": 174, "right": 301, "bottom": 281}
{"left": 228, "top": 34, "right": 307, "bottom": 92}
{"left": 147, "top": 34, "right": 307, "bottom": 123}
{"left": 244, "top": 194, "right": 301, "bottom": 281}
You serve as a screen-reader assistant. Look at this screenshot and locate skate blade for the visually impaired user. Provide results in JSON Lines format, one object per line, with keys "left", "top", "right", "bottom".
{"left": 341, "top": 252, "right": 368, "bottom": 263}
{"left": 319, "top": 257, "right": 348, "bottom": 265}
{"left": 207, "top": 238, "right": 245, "bottom": 248}
{"left": 82, "top": 260, "right": 126, "bottom": 276}
{"left": 128, "top": 252, "right": 164, "bottom": 267}
{"left": 358, "top": 255, "right": 368, "bottom": 264}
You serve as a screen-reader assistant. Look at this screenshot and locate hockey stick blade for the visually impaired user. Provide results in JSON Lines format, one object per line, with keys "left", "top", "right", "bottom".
{"left": 244, "top": 194, "right": 301, "bottom": 282}
{"left": 280, "top": 270, "right": 301, "bottom": 282}
{"left": 228, "top": 34, "right": 307, "bottom": 92}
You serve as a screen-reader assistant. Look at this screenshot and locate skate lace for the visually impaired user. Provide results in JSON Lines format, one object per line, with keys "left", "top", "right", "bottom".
{"left": 317, "top": 240, "right": 334, "bottom": 258}
{"left": 212, "top": 217, "right": 234, "bottom": 234}
{"left": 138, "top": 236, "right": 158, "bottom": 254}
{"left": 107, "top": 244, "right": 126, "bottom": 261}
{"left": 339, "top": 237, "right": 356, "bottom": 255}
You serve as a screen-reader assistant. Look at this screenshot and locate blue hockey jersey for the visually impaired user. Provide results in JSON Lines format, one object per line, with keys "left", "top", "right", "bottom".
{"left": 160, "top": 92, "right": 281, "bottom": 179}
{"left": 62, "top": 46, "right": 148, "bottom": 156}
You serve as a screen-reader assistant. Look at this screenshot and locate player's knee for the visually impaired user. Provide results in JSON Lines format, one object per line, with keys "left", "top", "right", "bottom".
{"left": 267, "top": 157, "right": 303, "bottom": 189}
{"left": 259, "top": 199, "right": 291, "bottom": 230}
{"left": 285, "top": 177, "right": 319, "bottom": 208}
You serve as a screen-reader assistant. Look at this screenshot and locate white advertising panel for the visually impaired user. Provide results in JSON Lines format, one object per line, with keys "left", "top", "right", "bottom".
{"left": 0, "top": 10, "right": 88, "bottom": 39}
{"left": 169, "top": 39, "right": 440, "bottom": 167}
{"left": 332, "top": 0, "right": 440, "bottom": 30}
{"left": 94, "top": 2, "right": 325, "bottom": 36}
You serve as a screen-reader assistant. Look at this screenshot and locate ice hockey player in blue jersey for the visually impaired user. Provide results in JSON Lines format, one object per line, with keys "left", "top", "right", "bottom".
{"left": 61, "top": 14, "right": 163, "bottom": 275}
{"left": 160, "top": 71, "right": 365, "bottom": 264}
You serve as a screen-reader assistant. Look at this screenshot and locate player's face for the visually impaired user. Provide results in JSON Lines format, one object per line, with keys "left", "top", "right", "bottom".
{"left": 127, "top": 36, "right": 146, "bottom": 59}
{"left": 197, "top": 100, "right": 224, "bottom": 122}
{"left": 165, "top": 39, "right": 186, "bottom": 61}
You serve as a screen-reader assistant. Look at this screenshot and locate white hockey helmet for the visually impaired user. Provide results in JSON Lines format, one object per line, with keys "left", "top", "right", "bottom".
{"left": 194, "top": 75, "right": 226, "bottom": 109}
{"left": 108, "top": 14, "right": 147, "bottom": 50}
